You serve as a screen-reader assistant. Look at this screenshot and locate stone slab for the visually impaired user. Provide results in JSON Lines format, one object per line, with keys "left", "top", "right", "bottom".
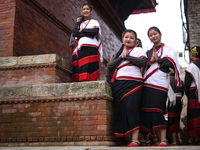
{"left": 0, "top": 81, "right": 112, "bottom": 100}
{"left": 0, "top": 86, "right": 32, "bottom": 99}
{"left": 18, "top": 54, "right": 58, "bottom": 65}
{"left": 0, "top": 57, "right": 18, "bottom": 67}
{"left": 0, "top": 54, "right": 72, "bottom": 70}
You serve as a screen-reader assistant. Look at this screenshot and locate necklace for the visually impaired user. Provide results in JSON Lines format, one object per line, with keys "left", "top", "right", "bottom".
{"left": 153, "top": 43, "right": 164, "bottom": 58}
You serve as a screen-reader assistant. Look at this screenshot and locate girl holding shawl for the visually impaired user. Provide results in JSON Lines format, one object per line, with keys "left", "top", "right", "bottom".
{"left": 140, "top": 27, "right": 181, "bottom": 146}
{"left": 107, "top": 29, "right": 147, "bottom": 147}
{"left": 167, "top": 71, "right": 184, "bottom": 146}
{"left": 72, "top": 3, "right": 102, "bottom": 82}
{"left": 185, "top": 46, "right": 200, "bottom": 144}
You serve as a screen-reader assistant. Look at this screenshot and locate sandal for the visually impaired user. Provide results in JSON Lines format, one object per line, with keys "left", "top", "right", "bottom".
{"left": 171, "top": 142, "right": 177, "bottom": 146}
{"left": 151, "top": 142, "right": 160, "bottom": 146}
{"left": 158, "top": 139, "right": 168, "bottom": 147}
{"left": 146, "top": 140, "right": 151, "bottom": 146}
{"left": 188, "top": 138, "right": 194, "bottom": 145}
{"left": 178, "top": 139, "right": 182, "bottom": 145}
{"left": 139, "top": 140, "right": 146, "bottom": 146}
{"left": 127, "top": 140, "right": 140, "bottom": 147}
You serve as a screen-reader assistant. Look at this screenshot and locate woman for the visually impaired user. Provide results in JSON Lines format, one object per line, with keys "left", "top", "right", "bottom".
{"left": 72, "top": 3, "right": 102, "bottom": 82}
{"left": 140, "top": 27, "right": 181, "bottom": 146}
{"left": 107, "top": 29, "right": 147, "bottom": 147}
{"left": 185, "top": 46, "right": 200, "bottom": 144}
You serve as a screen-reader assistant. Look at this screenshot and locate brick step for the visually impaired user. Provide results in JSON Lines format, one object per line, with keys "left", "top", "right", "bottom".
{"left": 0, "top": 54, "right": 72, "bottom": 87}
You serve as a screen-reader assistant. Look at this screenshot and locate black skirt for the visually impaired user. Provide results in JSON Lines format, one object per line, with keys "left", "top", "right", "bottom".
{"left": 187, "top": 88, "right": 200, "bottom": 137}
{"left": 112, "top": 80, "right": 143, "bottom": 137}
{"left": 167, "top": 98, "right": 182, "bottom": 133}
{"left": 78, "top": 46, "right": 100, "bottom": 81}
{"left": 140, "top": 86, "right": 167, "bottom": 133}
{"left": 72, "top": 53, "right": 79, "bottom": 82}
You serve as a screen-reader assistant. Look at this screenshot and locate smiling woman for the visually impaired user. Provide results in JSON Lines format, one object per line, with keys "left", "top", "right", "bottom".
{"left": 107, "top": 29, "right": 148, "bottom": 147}
{"left": 71, "top": 3, "right": 103, "bottom": 82}
{"left": 140, "top": 26, "right": 182, "bottom": 147}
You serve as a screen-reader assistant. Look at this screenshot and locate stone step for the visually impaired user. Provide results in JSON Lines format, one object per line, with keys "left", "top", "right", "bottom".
{"left": 0, "top": 145, "right": 200, "bottom": 150}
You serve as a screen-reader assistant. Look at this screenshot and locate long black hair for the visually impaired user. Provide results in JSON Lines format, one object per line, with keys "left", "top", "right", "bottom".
{"left": 147, "top": 26, "right": 161, "bottom": 37}
{"left": 122, "top": 29, "right": 137, "bottom": 41}
{"left": 81, "top": 3, "right": 93, "bottom": 10}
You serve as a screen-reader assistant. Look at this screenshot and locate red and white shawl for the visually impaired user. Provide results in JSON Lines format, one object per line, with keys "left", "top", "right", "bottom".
{"left": 77, "top": 19, "right": 103, "bottom": 62}
{"left": 185, "top": 62, "right": 200, "bottom": 103}
{"left": 143, "top": 45, "right": 181, "bottom": 91}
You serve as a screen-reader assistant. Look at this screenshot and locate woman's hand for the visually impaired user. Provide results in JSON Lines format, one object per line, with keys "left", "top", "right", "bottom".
{"left": 154, "top": 52, "right": 159, "bottom": 61}
{"left": 76, "top": 16, "right": 82, "bottom": 22}
{"left": 150, "top": 51, "right": 156, "bottom": 62}
{"left": 121, "top": 46, "right": 128, "bottom": 58}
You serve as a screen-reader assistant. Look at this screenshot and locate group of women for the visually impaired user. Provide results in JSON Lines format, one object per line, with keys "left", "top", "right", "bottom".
{"left": 71, "top": 3, "right": 200, "bottom": 147}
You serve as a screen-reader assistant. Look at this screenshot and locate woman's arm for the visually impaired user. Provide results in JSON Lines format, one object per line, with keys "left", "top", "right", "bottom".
{"left": 107, "top": 55, "right": 123, "bottom": 70}
{"left": 184, "top": 72, "right": 193, "bottom": 96}
{"left": 124, "top": 56, "right": 148, "bottom": 68}
{"left": 82, "top": 28, "right": 99, "bottom": 38}
{"left": 157, "top": 58, "right": 174, "bottom": 68}
{"left": 72, "top": 22, "right": 85, "bottom": 37}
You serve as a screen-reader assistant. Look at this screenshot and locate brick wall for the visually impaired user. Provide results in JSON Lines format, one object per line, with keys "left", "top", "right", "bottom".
{"left": 13, "top": 0, "right": 71, "bottom": 60}
{"left": 0, "top": 99, "right": 114, "bottom": 145}
{"left": 187, "top": 0, "right": 200, "bottom": 48}
{"left": 0, "top": 65, "right": 72, "bottom": 87}
{"left": 0, "top": 0, "right": 15, "bottom": 57}
{"left": 0, "top": 54, "right": 72, "bottom": 87}
{"left": 0, "top": 0, "right": 123, "bottom": 75}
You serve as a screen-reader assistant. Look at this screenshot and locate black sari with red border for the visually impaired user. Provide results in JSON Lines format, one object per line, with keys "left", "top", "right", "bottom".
{"left": 168, "top": 98, "right": 183, "bottom": 133}
{"left": 187, "top": 88, "right": 200, "bottom": 137}
{"left": 112, "top": 80, "right": 143, "bottom": 137}
{"left": 78, "top": 46, "right": 100, "bottom": 81}
{"left": 140, "top": 86, "right": 167, "bottom": 133}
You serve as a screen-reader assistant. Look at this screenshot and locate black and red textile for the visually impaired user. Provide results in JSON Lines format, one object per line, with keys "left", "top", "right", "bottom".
{"left": 112, "top": 80, "right": 143, "bottom": 137}
{"left": 168, "top": 98, "right": 182, "bottom": 133}
{"left": 72, "top": 53, "right": 79, "bottom": 82}
{"left": 187, "top": 88, "right": 200, "bottom": 137}
{"left": 140, "top": 86, "right": 167, "bottom": 133}
{"left": 77, "top": 46, "right": 100, "bottom": 81}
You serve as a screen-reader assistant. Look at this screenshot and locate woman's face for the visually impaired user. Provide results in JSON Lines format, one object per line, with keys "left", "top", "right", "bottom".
{"left": 81, "top": 5, "right": 92, "bottom": 19}
{"left": 189, "top": 51, "right": 194, "bottom": 61}
{"left": 122, "top": 32, "right": 136, "bottom": 49}
{"left": 148, "top": 29, "right": 161, "bottom": 44}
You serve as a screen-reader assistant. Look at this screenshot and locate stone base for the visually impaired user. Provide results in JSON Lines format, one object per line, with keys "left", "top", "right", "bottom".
{"left": 0, "top": 141, "right": 116, "bottom": 147}
{"left": 0, "top": 81, "right": 115, "bottom": 146}
{"left": 0, "top": 54, "right": 72, "bottom": 87}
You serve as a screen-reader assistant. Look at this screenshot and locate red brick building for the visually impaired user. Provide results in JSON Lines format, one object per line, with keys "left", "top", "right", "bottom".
{"left": 0, "top": 0, "right": 156, "bottom": 146}
{"left": 185, "top": 0, "right": 200, "bottom": 48}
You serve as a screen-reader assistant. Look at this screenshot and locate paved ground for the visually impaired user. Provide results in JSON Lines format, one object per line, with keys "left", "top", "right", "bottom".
{"left": 1, "top": 146, "right": 200, "bottom": 150}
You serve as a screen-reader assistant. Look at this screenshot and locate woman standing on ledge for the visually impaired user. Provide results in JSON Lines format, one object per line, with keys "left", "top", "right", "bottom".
{"left": 107, "top": 29, "right": 147, "bottom": 147}
{"left": 72, "top": 3, "right": 102, "bottom": 82}
{"left": 140, "top": 26, "right": 181, "bottom": 146}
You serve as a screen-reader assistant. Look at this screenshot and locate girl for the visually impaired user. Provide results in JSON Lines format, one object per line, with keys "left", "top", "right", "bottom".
{"left": 107, "top": 29, "right": 147, "bottom": 147}
{"left": 185, "top": 46, "right": 200, "bottom": 145}
{"left": 72, "top": 3, "right": 102, "bottom": 82}
{"left": 167, "top": 71, "right": 184, "bottom": 146}
{"left": 140, "top": 27, "right": 181, "bottom": 146}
